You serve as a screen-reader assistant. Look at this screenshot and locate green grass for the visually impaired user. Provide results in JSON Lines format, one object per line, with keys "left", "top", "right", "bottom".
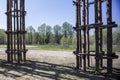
{"left": 0, "top": 44, "right": 75, "bottom": 51}
{"left": 1, "top": 44, "right": 119, "bottom": 52}
{"left": 27, "top": 45, "right": 75, "bottom": 51}
{"left": 0, "top": 45, "right": 6, "bottom": 48}
{"left": 89, "top": 45, "right": 120, "bottom": 52}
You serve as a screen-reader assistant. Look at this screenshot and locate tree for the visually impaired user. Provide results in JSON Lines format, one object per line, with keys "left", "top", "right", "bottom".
{"left": 60, "top": 22, "right": 74, "bottom": 47}
{"left": 62, "top": 22, "right": 74, "bottom": 38}
{"left": 45, "top": 25, "right": 52, "bottom": 44}
{"left": 38, "top": 24, "right": 46, "bottom": 45}
{"left": 33, "top": 32, "right": 40, "bottom": 44}
{"left": 0, "top": 29, "right": 6, "bottom": 44}
{"left": 26, "top": 26, "right": 35, "bottom": 44}
{"left": 53, "top": 25, "right": 62, "bottom": 44}
{"left": 102, "top": 29, "right": 107, "bottom": 45}
{"left": 113, "top": 25, "right": 120, "bottom": 45}
{"left": 60, "top": 36, "right": 68, "bottom": 48}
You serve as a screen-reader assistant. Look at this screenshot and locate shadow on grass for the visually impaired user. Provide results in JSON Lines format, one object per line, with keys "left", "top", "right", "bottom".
{"left": 0, "top": 59, "right": 119, "bottom": 80}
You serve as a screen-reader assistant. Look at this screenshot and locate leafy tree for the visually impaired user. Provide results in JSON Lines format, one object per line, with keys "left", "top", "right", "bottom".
{"left": 0, "top": 29, "right": 6, "bottom": 44}
{"left": 60, "top": 35, "right": 75, "bottom": 48}
{"left": 113, "top": 26, "right": 120, "bottom": 45}
{"left": 72, "top": 35, "right": 77, "bottom": 46}
{"left": 67, "top": 35, "right": 73, "bottom": 45}
{"left": 24, "top": 22, "right": 75, "bottom": 47}
{"left": 45, "top": 25, "right": 52, "bottom": 44}
{"left": 26, "top": 26, "right": 35, "bottom": 44}
{"left": 89, "top": 34, "right": 95, "bottom": 45}
{"left": 33, "top": 32, "right": 40, "bottom": 44}
{"left": 60, "top": 36, "right": 68, "bottom": 48}
{"left": 60, "top": 22, "right": 74, "bottom": 47}
{"left": 38, "top": 24, "right": 46, "bottom": 45}
{"left": 102, "top": 29, "right": 107, "bottom": 45}
{"left": 53, "top": 25, "right": 62, "bottom": 44}
{"left": 62, "top": 22, "right": 74, "bottom": 37}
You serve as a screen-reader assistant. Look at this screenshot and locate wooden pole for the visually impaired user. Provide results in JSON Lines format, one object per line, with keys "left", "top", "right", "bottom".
{"left": 82, "top": 0, "right": 86, "bottom": 71}
{"left": 94, "top": 0, "right": 100, "bottom": 73}
{"left": 106, "top": 0, "right": 113, "bottom": 74}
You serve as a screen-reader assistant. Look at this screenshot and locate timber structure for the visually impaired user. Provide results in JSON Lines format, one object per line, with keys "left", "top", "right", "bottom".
{"left": 4, "top": 0, "right": 119, "bottom": 74}
{"left": 73, "top": 0, "right": 118, "bottom": 74}
{"left": 5, "top": 0, "right": 27, "bottom": 64}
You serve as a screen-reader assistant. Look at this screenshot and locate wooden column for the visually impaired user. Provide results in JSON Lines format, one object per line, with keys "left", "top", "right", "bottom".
{"left": 94, "top": 0, "right": 100, "bottom": 72}
{"left": 86, "top": 0, "right": 90, "bottom": 67}
{"left": 98, "top": 0, "right": 103, "bottom": 68}
{"left": 106, "top": 0, "right": 113, "bottom": 74}
{"left": 82, "top": 0, "right": 86, "bottom": 71}
{"left": 73, "top": 0, "right": 81, "bottom": 69}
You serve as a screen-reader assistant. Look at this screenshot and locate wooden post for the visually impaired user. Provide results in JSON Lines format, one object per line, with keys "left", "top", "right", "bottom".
{"left": 106, "top": 0, "right": 113, "bottom": 74}
{"left": 94, "top": 0, "right": 100, "bottom": 73}
{"left": 86, "top": 0, "right": 90, "bottom": 67}
{"left": 82, "top": 0, "right": 86, "bottom": 71}
{"left": 98, "top": 0, "right": 103, "bottom": 68}
{"left": 74, "top": 0, "right": 81, "bottom": 69}
{"left": 6, "top": 0, "right": 10, "bottom": 62}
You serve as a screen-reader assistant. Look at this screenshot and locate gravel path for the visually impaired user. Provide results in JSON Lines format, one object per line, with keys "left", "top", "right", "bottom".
{"left": 0, "top": 48, "right": 120, "bottom": 80}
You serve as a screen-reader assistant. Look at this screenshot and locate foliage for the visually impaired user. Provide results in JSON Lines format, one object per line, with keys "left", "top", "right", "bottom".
{"left": 62, "top": 22, "right": 74, "bottom": 37}
{"left": 25, "top": 22, "right": 75, "bottom": 49}
{"left": 26, "top": 26, "right": 35, "bottom": 44}
{"left": 38, "top": 24, "right": 46, "bottom": 45}
{"left": 60, "top": 36, "right": 75, "bottom": 48}
{"left": 113, "top": 26, "right": 120, "bottom": 45}
{"left": 53, "top": 25, "right": 62, "bottom": 44}
{"left": 0, "top": 29, "right": 6, "bottom": 44}
{"left": 33, "top": 32, "right": 40, "bottom": 44}
{"left": 1, "top": 22, "right": 119, "bottom": 52}
{"left": 60, "top": 36, "right": 68, "bottom": 48}
{"left": 45, "top": 25, "right": 52, "bottom": 44}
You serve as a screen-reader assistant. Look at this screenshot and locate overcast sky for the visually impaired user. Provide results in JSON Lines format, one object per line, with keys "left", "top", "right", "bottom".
{"left": 0, "top": 0, "right": 120, "bottom": 30}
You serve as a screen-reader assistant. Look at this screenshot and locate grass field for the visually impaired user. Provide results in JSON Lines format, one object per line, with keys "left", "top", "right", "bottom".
{"left": 0, "top": 45, "right": 75, "bottom": 51}
{"left": 0, "top": 44, "right": 120, "bottom": 52}
{"left": 26, "top": 45, "right": 75, "bottom": 51}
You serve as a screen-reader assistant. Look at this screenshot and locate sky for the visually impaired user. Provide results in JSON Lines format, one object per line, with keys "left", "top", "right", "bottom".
{"left": 0, "top": 0, "right": 120, "bottom": 30}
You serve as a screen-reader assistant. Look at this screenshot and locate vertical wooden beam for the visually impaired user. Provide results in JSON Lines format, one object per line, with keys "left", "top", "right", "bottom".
{"left": 94, "top": 0, "right": 100, "bottom": 73}
{"left": 20, "top": 0, "right": 23, "bottom": 61}
{"left": 98, "top": 0, "right": 103, "bottom": 68}
{"left": 13, "top": 0, "right": 16, "bottom": 61}
{"left": 106, "top": 0, "right": 113, "bottom": 74}
{"left": 6, "top": 0, "right": 10, "bottom": 62}
{"left": 15, "top": 0, "right": 20, "bottom": 64}
{"left": 74, "top": 0, "right": 81, "bottom": 69}
{"left": 78, "top": 0, "right": 82, "bottom": 68}
{"left": 86, "top": 0, "right": 90, "bottom": 67}
{"left": 82, "top": 0, "right": 86, "bottom": 71}
{"left": 10, "top": 0, "right": 13, "bottom": 63}
{"left": 22, "top": 0, "right": 27, "bottom": 62}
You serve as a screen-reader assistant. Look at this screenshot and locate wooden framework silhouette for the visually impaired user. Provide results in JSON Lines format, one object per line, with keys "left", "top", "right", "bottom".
{"left": 73, "top": 0, "right": 118, "bottom": 74}
{"left": 5, "top": 0, "right": 27, "bottom": 64}
{"left": 5, "top": 0, "right": 118, "bottom": 74}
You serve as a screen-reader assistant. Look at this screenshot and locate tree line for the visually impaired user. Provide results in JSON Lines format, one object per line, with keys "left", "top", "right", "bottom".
{"left": 26, "top": 22, "right": 75, "bottom": 48}
{"left": 0, "top": 22, "right": 120, "bottom": 50}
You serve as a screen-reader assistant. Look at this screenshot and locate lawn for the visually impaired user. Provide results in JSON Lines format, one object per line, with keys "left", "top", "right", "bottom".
{"left": 0, "top": 44, "right": 75, "bottom": 51}
{"left": 27, "top": 45, "right": 75, "bottom": 51}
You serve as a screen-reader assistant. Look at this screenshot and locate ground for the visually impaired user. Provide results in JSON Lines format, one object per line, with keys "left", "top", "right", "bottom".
{"left": 0, "top": 48, "right": 120, "bottom": 80}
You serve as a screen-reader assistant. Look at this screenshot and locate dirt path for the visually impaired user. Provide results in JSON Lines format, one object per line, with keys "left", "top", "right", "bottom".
{"left": 0, "top": 48, "right": 120, "bottom": 80}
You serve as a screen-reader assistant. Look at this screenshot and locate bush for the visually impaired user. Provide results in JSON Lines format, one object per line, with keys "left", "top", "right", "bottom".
{"left": 60, "top": 36, "right": 69, "bottom": 48}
